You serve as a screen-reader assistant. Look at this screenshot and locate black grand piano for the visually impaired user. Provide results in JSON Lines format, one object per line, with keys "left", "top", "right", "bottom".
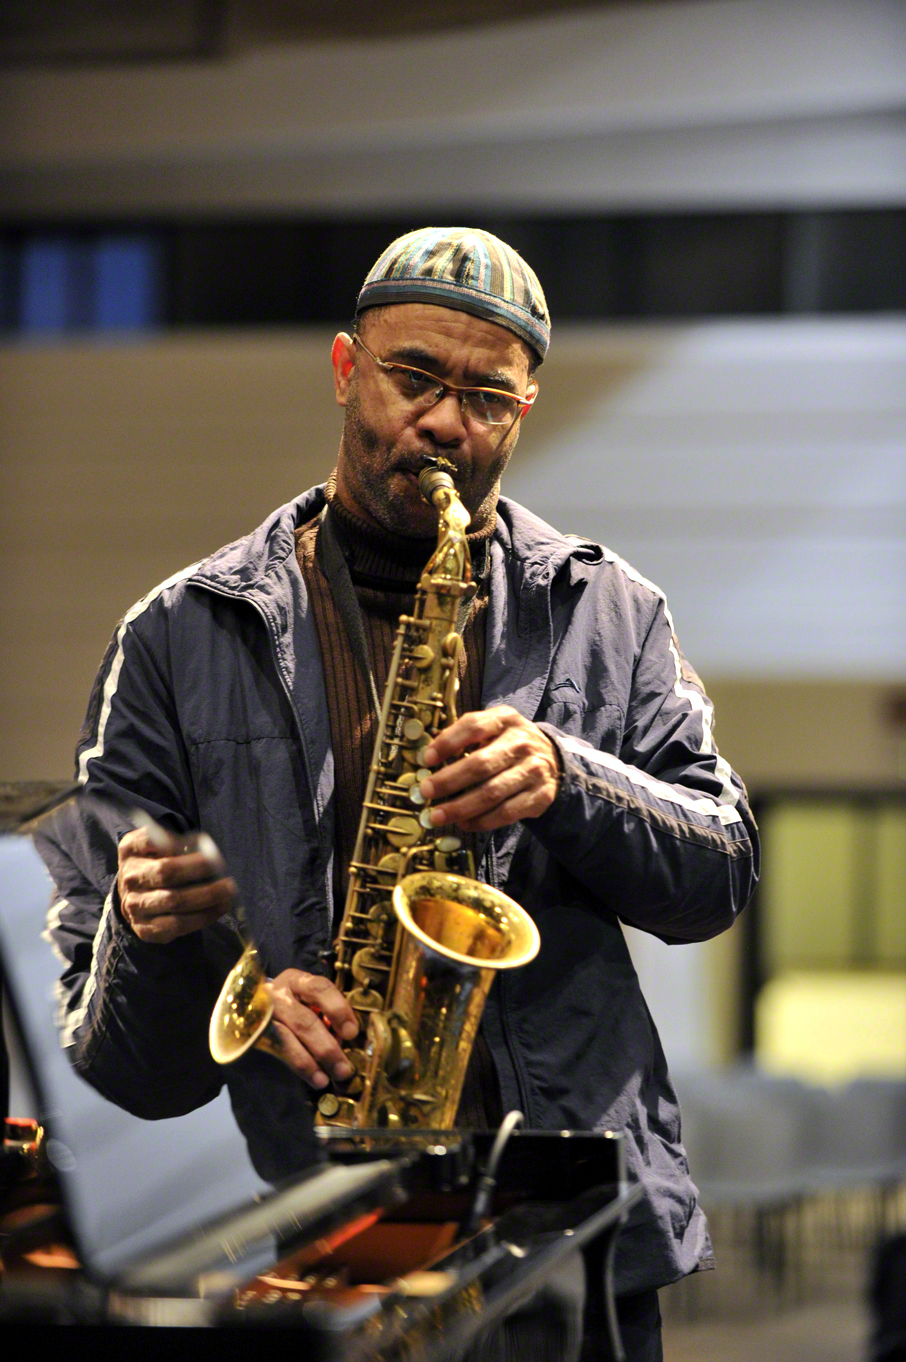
{"left": 0, "top": 831, "right": 641, "bottom": 1358}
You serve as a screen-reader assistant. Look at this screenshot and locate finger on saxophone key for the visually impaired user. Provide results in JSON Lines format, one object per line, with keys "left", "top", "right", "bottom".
{"left": 268, "top": 969, "right": 360, "bottom": 1088}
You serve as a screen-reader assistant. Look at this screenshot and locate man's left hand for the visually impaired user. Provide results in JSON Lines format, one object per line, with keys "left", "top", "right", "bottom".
{"left": 419, "top": 706, "right": 560, "bottom": 832}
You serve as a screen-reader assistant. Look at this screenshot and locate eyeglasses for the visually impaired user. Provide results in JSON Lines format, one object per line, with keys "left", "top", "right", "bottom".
{"left": 352, "top": 336, "right": 537, "bottom": 427}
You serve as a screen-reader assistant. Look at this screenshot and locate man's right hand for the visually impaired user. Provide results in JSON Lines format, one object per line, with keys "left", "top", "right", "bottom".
{"left": 268, "top": 970, "right": 360, "bottom": 1091}
{"left": 118, "top": 827, "right": 360, "bottom": 1090}
{"left": 117, "top": 826, "right": 236, "bottom": 944}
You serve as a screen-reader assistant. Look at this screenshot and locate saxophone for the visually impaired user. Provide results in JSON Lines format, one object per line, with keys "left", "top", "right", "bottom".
{"left": 210, "top": 460, "right": 539, "bottom": 1130}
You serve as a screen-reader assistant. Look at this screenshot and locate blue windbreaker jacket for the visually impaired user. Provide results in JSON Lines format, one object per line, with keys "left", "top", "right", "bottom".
{"left": 40, "top": 485, "right": 758, "bottom": 1293}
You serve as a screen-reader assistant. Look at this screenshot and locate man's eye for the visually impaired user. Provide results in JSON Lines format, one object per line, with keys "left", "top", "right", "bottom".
{"left": 395, "top": 367, "right": 439, "bottom": 397}
{"left": 472, "top": 390, "right": 514, "bottom": 416}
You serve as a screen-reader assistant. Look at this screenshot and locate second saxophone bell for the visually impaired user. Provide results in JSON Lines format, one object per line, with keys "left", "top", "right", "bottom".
{"left": 209, "top": 942, "right": 285, "bottom": 1065}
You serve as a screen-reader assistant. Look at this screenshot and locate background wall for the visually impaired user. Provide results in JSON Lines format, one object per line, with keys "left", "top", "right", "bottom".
{"left": 2, "top": 322, "right": 904, "bottom": 785}
{"left": 2, "top": 0, "right": 904, "bottom": 1079}
{"left": 3, "top": 0, "right": 904, "bottom": 214}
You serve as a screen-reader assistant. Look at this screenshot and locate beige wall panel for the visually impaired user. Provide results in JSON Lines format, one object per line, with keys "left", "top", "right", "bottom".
{"left": 0, "top": 331, "right": 342, "bottom": 779}
{"left": 2, "top": 327, "right": 903, "bottom": 788}
{"left": 876, "top": 807, "right": 906, "bottom": 964}
{"left": 760, "top": 803, "right": 860, "bottom": 971}
{"left": 706, "top": 679, "right": 905, "bottom": 790}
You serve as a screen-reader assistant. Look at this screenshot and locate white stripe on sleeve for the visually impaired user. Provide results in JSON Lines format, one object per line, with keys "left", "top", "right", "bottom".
{"left": 77, "top": 562, "right": 200, "bottom": 786}
{"left": 59, "top": 886, "right": 115, "bottom": 1049}
{"left": 557, "top": 736, "right": 743, "bottom": 827}
{"left": 42, "top": 896, "right": 72, "bottom": 965}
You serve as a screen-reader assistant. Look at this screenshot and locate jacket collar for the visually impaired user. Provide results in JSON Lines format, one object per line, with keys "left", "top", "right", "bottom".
{"left": 188, "top": 484, "right": 591, "bottom": 631}
{"left": 188, "top": 483, "right": 582, "bottom": 615}
{"left": 494, "top": 495, "right": 579, "bottom": 587}
{"left": 189, "top": 485, "right": 326, "bottom": 601}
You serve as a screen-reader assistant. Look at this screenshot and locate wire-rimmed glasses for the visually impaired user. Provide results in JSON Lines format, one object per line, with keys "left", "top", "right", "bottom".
{"left": 353, "top": 336, "right": 536, "bottom": 427}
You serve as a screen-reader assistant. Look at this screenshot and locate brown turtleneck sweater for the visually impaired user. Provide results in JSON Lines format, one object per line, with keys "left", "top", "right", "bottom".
{"left": 294, "top": 477, "right": 502, "bottom": 1128}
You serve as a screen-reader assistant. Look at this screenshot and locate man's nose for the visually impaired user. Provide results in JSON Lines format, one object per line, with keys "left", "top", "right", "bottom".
{"left": 415, "top": 391, "right": 468, "bottom": 442}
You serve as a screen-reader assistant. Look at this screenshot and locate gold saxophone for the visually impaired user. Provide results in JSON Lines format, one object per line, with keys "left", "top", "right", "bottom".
{"left": 209, "top": 460, "right": 539, "bottom": 1130}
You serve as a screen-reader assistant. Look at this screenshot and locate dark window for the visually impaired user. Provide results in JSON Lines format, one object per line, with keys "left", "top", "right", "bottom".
{"left": 1, "top": 231, "right": 162, "bottom": 334}
{"left": 2, "top": 210, "right": 904, "bottom": 335}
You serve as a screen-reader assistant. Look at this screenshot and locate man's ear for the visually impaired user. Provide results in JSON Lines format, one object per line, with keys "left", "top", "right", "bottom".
{"left": 332, "top": 332, "right": 356, "bottom": 406}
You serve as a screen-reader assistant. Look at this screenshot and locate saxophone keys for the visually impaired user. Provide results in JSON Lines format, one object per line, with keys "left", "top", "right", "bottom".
{"left": 408, "top": 786, "right": 426, "bottom": 806}
{"left": 377, "top": 852, "right": 405, "bottom": 877}
{"left": 410, "top": 644, "right": 434, "bottom": 670}
{"left": 339, "top": 1048, "right": 368, "bottom": 1098}
{"left": 385, "top": 814, "right": 422, "bottom": 847}
{"left": 366, "top": 901, "right": 394, "bottom": 938}
{"left": 317, "top": 1092, "right": 341, "bottom": 1118}
{"left": 351, "top": 945, "right": 390, "bottom": 985}
{"left": 436, "top": 836, "right": 462, "bottom": 853}
{"left": 403, "top": 718, "right": 425, "bottom": 742}
{"left": 368, "top": 1014, "right": 416, "bottom": 1082}
{"left": 347, "top": 986, "right": 384, "bottom": 1010}
{"left": 389, "top": 1025, "right": 417, "bottom": 1081}
{"left": 419, "top": 808, "right": 436, "bottom": 829}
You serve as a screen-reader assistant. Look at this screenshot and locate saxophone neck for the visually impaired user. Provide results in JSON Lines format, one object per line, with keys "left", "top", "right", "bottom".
{"left": 417, "top": 459, "right": 455, "bottom": 507}
{"left": 418, "top": 460, "right": 471, "bottom": 538}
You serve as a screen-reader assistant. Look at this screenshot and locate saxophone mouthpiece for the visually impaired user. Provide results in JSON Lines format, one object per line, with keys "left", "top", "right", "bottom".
{"left": 418, "top": 457, "right": 456, "bottom": 506}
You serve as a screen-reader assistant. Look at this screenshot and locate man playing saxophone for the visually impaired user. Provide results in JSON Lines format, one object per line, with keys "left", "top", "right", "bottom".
{"left": 41, "top": 227, "right": 758, "bottom": 1360}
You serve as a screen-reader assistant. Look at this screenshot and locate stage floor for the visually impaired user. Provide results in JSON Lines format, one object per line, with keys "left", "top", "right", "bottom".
{"left": 664, "top": 1296, "right": 867, "bottom": 1362}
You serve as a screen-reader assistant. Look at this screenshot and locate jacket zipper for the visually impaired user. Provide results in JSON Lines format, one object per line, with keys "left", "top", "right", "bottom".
{"left": 190, "top": 582, "right": 334, "bottom": 944}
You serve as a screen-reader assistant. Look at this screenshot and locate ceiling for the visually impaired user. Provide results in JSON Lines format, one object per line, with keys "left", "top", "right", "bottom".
{"left": 3, "top": 1, "right": 903, "bottom": 216}
{"left": 0, "top": 0, "right": 700, "bottom": 65}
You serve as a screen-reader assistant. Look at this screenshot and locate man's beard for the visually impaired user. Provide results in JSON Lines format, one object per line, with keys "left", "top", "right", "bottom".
{"left": 341, "top": 386, "right": 514, "bottom": 537}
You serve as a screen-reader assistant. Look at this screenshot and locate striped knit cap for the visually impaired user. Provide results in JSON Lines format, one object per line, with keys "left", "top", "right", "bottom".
{"left": 356, "top": 226, "right": 550, "bottom": 360}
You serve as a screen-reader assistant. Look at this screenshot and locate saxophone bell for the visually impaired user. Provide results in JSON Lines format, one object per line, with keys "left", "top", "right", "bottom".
{"left": 208, "top": 942, "right": 286, "bottom": 1065}
{"left": 357, "top": 872, "right": 539, "bottom": 1130}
